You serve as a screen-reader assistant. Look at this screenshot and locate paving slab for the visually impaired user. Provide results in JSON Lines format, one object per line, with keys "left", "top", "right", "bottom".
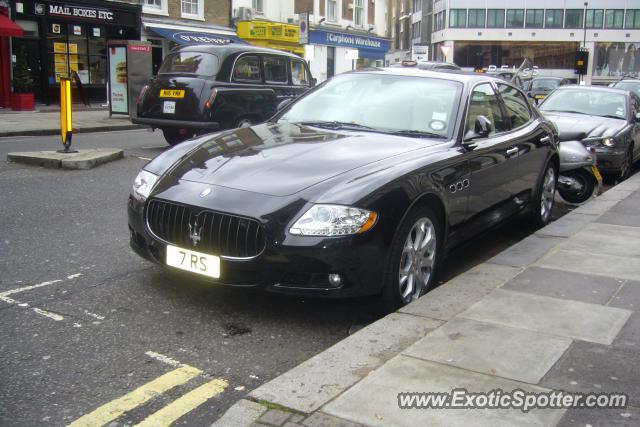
{"left": 460, "top": 289, "right": 631, "bottom": 345}
{"left": 597, "top": 211, "right": 640, "bottom": 227}
{"left": 248, "top": 313, "right": 442, "bottom": 414}
{"left": 7, "top": 149, "right": 124, "bottom": 170}
{"left": 302, "top": 412, "right": 363, "bottom": 427}
{"left": 488, "top": 234, "right": 564, "bottom": 267}
{"left": 535, "top": 212, "right": 599, "bottom": 238}
{"left": 556, "top": 407, "right": 640, "bottom": 427}
{"left": 502, "top": 266, "right": 624, "bottom": 305}
{"left": 399, "top": 263, "right": 521, "bottom": 321}
{"left": 557, "top": 223, "right": 640, "bottom": 259}
{"left": 595, "top": 188, "right": 636, "bottom": 201}
{"left": 611, "top": 312, "right": 640, "bottom": 352}
{"left": 608, "top": 280, "right": 640, "bottom": 311}
{"left": 536, "top": 248, "right": 640, "bottom": 282}
{"left": 324, "top": 356, "right": 565, "bottom": 427}
{"left": 211, "top": 399, "right": 267, "bottom": 427}
{"left": 403, "top": 317, "right": 571, "bottom": 384}
{"left": 571, "top": 198, "right": 621, "bottom": 215}
{"left": 541, "top": 340, "right": 640, "bottom": 407}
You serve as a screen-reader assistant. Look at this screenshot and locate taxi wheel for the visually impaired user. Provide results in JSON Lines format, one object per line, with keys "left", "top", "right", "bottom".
{"left": 236, "top": 117, "right": 253, "bottom": 128}
{"left": 162, "top": 129, "right": 192, "bottom": 146}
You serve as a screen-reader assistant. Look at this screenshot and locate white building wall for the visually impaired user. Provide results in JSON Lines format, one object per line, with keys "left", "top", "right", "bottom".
{"left": 231, "top": 0, "right": 295, "bottom": 23}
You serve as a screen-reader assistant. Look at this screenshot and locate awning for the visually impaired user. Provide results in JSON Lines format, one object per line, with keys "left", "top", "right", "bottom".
{"left": 0, "top": 15, "right": 24, "bottom": 37}
{"left": 145, "top": 23, "right": 247, "bottom": 45}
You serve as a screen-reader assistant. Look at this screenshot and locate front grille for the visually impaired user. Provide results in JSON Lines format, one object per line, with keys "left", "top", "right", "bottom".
{"left": 146, "top": 199, "right": 266, "bottom": 258}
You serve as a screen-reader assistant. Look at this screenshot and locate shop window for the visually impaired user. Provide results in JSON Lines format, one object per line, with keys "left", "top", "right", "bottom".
{"left": 565, "top": 9, "right": 583, "bottom": 29}
{"left": 354, "top": 0, "right": 364, "bottom": 27}
{"left": 181, "top": 0, "right": 203, "bottom": 20}
{"left": 263, "top": 56, "right": 287, "bottom": 84}
{"left": 586, "top": 9, "right": 603, "bottom": 28}
{"left": 625, "top": 10, "right": 640, "bottom": 29}
{"left": 291, "top": 60, "right": 308, "bottom": 85}
{"left": 453, "top": 41, "right": 580, "bottom": 70}
{"left": 327, "top": 0, "right": 337, "bottom": 22}
{"left": 506, "top": 9, "right": 524, "bottom": 28}
{"left": 496, "top": 83, "right": 531, "bottom": 129}
{"left": 233, "top": 56, "right": 261, "bottom": 82}
{"left": 449, "top": 9, "right": 467, "bottom": 28}
{"left": 525, "top": 9, "right": 544, "bottom": 28}
{"left": 604, "top": 9, "right": 624, "bottom": 29}
{"left": 468, "top": 9, "right": 485, "bottom": 28}
{"left": 487, "top": 9, "right": 505, "bottom": 28}
{"left": 545, "top": 9, "right": 564, "bottom": 28}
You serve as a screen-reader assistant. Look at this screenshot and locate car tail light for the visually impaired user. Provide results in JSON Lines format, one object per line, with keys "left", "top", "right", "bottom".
{"left": 205, "top": 88, "right": 218, "bottom": 109}
{"left": 137, "top": 85, "right": 149, "bottom": 105}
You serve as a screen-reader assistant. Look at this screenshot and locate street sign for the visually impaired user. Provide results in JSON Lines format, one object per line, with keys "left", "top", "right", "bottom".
{"left": 299, "top": 12, "right": 309, "bottom": 44}
{"left": 439, "top": 45, "right": 451, "bottom": 59}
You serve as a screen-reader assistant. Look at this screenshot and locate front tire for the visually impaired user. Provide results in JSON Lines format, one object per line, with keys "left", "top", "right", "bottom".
{"left": 162, "top": 129, "right": 193, "bottom": 146}
{"left": 557, "top": 169, "right": 596, "bottom": 204}
{"left": 380, "top": 206, "right": 442, "bottom": 311}
{"left": 530, "top": 161, "right": 557, "bottom": 228}
{"left": 617, "top": 146, "right": 633, "bottom": 182}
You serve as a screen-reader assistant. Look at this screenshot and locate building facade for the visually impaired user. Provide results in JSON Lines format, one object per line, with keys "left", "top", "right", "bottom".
{"left": 427, "top": 0, "right": 640, "bottom": 84}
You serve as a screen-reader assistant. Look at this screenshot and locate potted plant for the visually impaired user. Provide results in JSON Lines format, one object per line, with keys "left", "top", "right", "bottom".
{"left": 11, "top": 45, "right": 35, "bottom": 111}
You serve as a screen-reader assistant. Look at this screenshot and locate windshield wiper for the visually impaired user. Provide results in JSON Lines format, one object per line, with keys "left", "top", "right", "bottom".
{"left": 297, "top": 121, "right": 377, "bottom": 131}
{"left": 384, "top": 129, "right": 447, "bottom": 139}
{"left": 542, "top": 109, "right": 589, "bottom": 115}
{"left": 599, "top": 114, "right": 625, "bottom": 120}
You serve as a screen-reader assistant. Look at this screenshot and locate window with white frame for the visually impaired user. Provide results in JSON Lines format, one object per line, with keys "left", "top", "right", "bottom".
{"left": 327, "top": 0, "right": 337, "bottom": 22}
{"left": 252, "top": 0, "right": 263, "bottom": 13}
{"left": 354, "top": 0, "right": 364, "bottom": 27}
{"left": 181, "top": 0, "right": 203, "bottom": 19}
{"left": 142, "top": 0, "right": 167, "bottom": 15}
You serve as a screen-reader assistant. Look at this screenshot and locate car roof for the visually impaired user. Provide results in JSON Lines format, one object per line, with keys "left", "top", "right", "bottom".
{"left": 531, "top": 76, "right": 564, "bottom": 81}
{"left": 612, "top": 79, "right": 640, "bottom": 84}
{"left": 554, "top": 85, "right": 630, "bottom": 95}
{"left": 170, "top": 42, "right": 301, "bottom": 59}
{"left": 369, "top": 67, "right": 516, "bottom": 85}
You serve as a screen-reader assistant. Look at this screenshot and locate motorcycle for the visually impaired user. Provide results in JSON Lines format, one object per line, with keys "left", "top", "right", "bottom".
{"left": 557, "top": 140, "right": 603, "bottom": 204}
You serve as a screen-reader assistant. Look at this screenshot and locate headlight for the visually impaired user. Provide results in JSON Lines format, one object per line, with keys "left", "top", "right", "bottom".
{"left": 602, "top": 137, "right": 616, "bottom": 147}
{"left": 289, "top": 204, "right": 377, "bottom": 236}
{"left": 132, "top": 170, "right": 158, "bottom": 201}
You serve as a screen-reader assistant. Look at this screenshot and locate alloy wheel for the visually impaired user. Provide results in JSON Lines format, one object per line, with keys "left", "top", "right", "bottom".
{"left": 540, "top": 166, "right": 556, "bottom": 221}
{"left": 398, "top": 217, "right": 436, "bottom": 304}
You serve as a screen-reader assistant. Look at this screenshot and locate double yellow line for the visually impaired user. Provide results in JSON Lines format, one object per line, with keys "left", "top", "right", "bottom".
{"left": 69, "top": 365, "right": 228, "bottom": 427}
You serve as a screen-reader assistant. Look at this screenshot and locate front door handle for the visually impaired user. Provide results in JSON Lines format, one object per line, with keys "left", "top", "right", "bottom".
{"left": 506, "top": 147, "right": 519, "bottom": 158}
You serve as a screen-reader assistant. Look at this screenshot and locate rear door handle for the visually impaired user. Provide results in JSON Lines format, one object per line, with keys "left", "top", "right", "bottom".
{"left": 506, "top": 147, "right": 519, "bottom": 158}
{"left": 540, "top": 135, "right": 551, "bottom": 143}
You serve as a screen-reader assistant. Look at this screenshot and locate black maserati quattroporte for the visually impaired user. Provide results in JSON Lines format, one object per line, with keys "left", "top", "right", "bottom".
{"left": 128, "top": 68, "right": 559, "bottom": 308}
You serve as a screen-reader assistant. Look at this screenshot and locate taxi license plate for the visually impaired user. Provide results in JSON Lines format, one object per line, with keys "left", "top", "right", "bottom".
{"left": 592, "top": 165, "right": 603, "bottom": 183}
{"left": 160, "top": 89, "right": 185, "bottom": 98}
{"left": 535, "top": 95, "right": 545, "bottom": 99}
{"left": 166, "top": 245, "right": 220, "bottom": 279}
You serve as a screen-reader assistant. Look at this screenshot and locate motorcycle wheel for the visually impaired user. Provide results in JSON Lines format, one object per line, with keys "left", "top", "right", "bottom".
{"left": 558, "top": 169, "right": 596, "bottom": 204}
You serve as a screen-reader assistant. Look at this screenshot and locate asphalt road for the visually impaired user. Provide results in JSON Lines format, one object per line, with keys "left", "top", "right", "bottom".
{"left": 0, "top": 129, "right": 627, "bottom": 426}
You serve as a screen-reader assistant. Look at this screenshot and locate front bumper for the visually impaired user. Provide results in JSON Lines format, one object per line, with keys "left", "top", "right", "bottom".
{"left": 593, "top": 148, "right": 626, "bottom": 174}
{"left": 127, "top": 195, "right": 387, "bottom": 298}
{"left": 131, "top": 116, "right": 220, "bottom": 131}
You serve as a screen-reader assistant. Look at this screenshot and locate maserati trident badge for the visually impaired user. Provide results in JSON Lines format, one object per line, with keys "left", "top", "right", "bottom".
{"left": 188, "top": 216, "right": 202, "bottom": 247}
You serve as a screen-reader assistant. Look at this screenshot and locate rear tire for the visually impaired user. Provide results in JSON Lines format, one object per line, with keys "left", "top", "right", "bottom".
{"left": 379, "top": 206, "right": 442, "bottom": 312}
{"left": 162, "top": 129, "right": 192, "bottom": 146}
{"left": 529, "top": 161, "right": 557, "bottom": 228}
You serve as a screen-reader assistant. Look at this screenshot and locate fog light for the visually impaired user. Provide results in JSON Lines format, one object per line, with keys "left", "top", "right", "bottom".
{"left": 328, "top": 274, "right": 342, "bottom": 287}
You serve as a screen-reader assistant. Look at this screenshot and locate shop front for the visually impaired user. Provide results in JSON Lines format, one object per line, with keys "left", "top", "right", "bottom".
{"left": 1, "top": 0, "right": 23, "bottom": 108}
{"left": 236, "top": 20, "right": 303, "bottom": 56}
{"left": 306, "top": 28, "right": 390, "bottom": 83}
{"left": 10, "top": 0, "right": 141, "bottom": 104}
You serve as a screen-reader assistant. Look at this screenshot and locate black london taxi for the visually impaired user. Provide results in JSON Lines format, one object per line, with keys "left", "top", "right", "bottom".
{"left": 133, "top": 44, "right": 315, "bottom": 145}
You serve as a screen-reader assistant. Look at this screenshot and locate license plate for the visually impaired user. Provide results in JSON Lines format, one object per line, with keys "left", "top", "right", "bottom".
{"left": 160, "top": 89, "right": 185, "bottom": 98}
{"left": 592, "top": 165, "right": 603, "bottom": 183}
{"left": 163, "top": 101, "right": 176, "bottom": 114}
{"left": 166, "top": 245, "right": 220, "bottom": 279}
{"left": 535, "top": 95, "right": 545, "bottom": 99}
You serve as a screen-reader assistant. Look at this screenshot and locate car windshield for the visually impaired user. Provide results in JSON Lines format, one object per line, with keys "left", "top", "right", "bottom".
{"left": 531, "top": 79, "right": 561, "bottom": 91}
{"left": 278, "top": 73, "right": 462, "bottom": 139}
{"left": 540, "top": 89, "right": 627, "bottom": 119}
{"left": 158, "top": 52, "right": 219, "bottom": 76}
{"left": 612, "top": 81, "right": 640, "bottom": 95}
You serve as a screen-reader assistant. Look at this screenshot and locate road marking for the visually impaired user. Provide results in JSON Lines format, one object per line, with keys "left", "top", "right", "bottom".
{"left": 136, "top": 156, "right": 153, "bottom": 161}
{"left": 0, "top": 279, "right": 63, "bottom": 298}
{"left": 67, "top": 365, "right": 202, "bottom": 427}
{"left": 67, "top": 273, "right": 82, "bottom": 280}
{"left": 32, "top": 308, "right": 64, "bottom": 321}
{"left": 135, "top": 378, "right": 229, "bottom": 427}
{"left": 145, "top": 351, "right": 185, "bottom": 368}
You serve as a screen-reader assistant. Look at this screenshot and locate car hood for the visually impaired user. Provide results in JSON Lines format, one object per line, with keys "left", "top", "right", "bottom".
{"left": 160, "top": 122, "right": 436, "bottom": 197}
{"left": 541, "top": 111, "right": 626, "bottom": 141}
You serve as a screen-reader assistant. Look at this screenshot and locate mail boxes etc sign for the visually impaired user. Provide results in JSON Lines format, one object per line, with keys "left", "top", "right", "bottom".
{"left": 309, "top": 29, "right": 389, "bottom": 53}
{"left": 28, "top": 2, "right": 137, "bottom": 26}
{"left": 47, "top": 4, "right": 114, "bottom": 20}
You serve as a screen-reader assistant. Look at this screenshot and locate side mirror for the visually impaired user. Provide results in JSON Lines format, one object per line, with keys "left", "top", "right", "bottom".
{"left": 463, "top": 115, "right": 493, "bottom": 143}
{"left": 277, "top": 98, "right": 293, "bottom": 112}
{"left": 310, "top": 77, "right": 317, "bottom": 86}
{"left": 635, "top": 112, "right": 640, "bottom": 122}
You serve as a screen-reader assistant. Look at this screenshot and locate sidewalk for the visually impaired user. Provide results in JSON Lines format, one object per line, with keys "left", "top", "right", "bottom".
{"left": 216, "top": 175, "right": 640, "bottom": 427}
{"left": 0, "top": 107, "right": 144, "bottom": 137}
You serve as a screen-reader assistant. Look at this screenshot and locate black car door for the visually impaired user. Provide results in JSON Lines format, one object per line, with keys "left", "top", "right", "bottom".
{"left": 463, "top": 83, "right": 519, "bottom": 230}
{"left": 495, "top": 82, "right": 551, "bottom": 199}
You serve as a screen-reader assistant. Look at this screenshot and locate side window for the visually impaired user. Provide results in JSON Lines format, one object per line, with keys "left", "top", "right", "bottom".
{"left": 263, "top": 56, "right": 288, "bottom": 84}
{"left": 497, "top": 83, "right": 532, "bottom": 129}
{"left": 232, "top": 55, "right": 261, "bottom": 82}
{"left": 631, "top": 94, "right": 640, "bottom": 119}
{"left": 290, "top": 60, "right": 308, "bottom": 86}
{"left": 465, "top": 83, "right": 508, "bottom": 137}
